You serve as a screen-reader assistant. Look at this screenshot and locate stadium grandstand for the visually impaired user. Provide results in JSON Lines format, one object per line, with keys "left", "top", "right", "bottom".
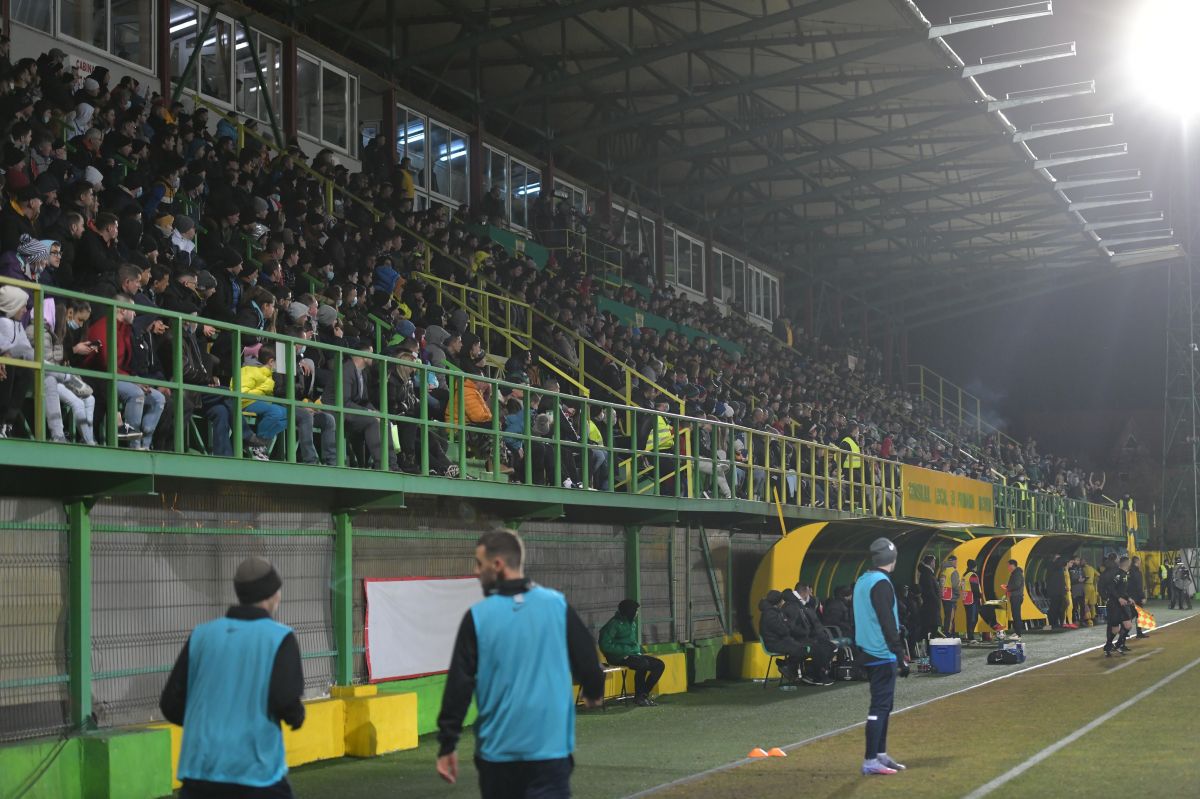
{"left": 0, "top": 0, "right": 1195, "bottom": 797}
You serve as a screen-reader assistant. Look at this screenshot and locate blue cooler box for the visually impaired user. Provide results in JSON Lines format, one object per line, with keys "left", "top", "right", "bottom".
{"left": 929, "top": 638, "right": 962, "bottom": 674}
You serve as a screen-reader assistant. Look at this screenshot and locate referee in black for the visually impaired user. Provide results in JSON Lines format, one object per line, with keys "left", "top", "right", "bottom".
{"left": 1103, "top": 555, "right": 1135, "bottom": 657}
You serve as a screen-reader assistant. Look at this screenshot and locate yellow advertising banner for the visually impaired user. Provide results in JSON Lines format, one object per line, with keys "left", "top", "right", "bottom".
{"left": 901, "top": 466, "right": 995, "bottom": 525}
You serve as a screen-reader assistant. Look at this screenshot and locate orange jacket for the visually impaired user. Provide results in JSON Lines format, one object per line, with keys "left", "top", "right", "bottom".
{"left": 450, "top": 379, "right": 492, "bottom": 425}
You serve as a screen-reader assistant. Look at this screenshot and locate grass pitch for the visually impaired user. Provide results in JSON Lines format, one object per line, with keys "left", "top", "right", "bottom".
{"left": 281, "top": 606, "right": 1200, "bottom": 799}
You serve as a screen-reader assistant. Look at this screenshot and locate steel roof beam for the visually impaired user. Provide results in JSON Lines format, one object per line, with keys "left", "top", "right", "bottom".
{"left": 1067, "top": 191, "right": 1153, "bottom": 212}
{"left": 1082, "top": 212, "right": 1165, "bottom": 232}
{"left": 1013, "top": 114, "right": 1114, "bottom": 142}
{"left": 484, "top": 0, "right": 857, "bottom": 111}
{"left": 931, "top": 2, "right": 1054, "bottom": 36}
{"left": 1053, "top": 170, "right": 1142, "bottom": 191}
{"left": 1100, "top": 230, "right": 1176, "bottom": 248}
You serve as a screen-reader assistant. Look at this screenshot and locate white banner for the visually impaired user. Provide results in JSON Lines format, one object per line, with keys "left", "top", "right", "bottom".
{"left": 365, "top": 576, "right": 481, "bottom": 682}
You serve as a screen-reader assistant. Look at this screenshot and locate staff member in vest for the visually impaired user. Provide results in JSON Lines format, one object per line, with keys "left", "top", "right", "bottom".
{"left": 643, "top": 396, "right": 678, "bottom": 497}
{"left": 437, "top": 528, "right": 605, "bottom": 797}
{"left": 961, "top": 559, "right": 981, "bottom": 643}
{"left": 939, "top": 555, "right": 960, "bottom": 637}
{"left": 853, "top": 537, "right": 909, "bottom": 776}
{"left": 159, "top": 557, "right": 304, "bottom": 798}
{"left": 839, "top": 421, "right": 863, "bottom": 511}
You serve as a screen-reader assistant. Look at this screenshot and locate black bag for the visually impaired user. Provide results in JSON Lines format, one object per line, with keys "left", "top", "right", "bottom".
{"left": 987, "top": 650, "right": 1019, "bottom": 665}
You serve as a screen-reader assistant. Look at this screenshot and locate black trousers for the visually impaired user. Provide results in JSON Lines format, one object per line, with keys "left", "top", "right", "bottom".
{"left": 181, "top": 778, "right": 293, "bottom": 798}
{"left": 476, "top": 756, "right": 573, "bottom": 799}
{"left": 1048, "top": 595, "right": 1066, "bottom": 628}
{"left": 1010, "top": 592, "right": 1025, "bottom": 633}
{"left": 613, "top": 654, "right": 665, "bottom": 695}
{"left": 864, "top": 661, "right": 897, "bottom": 760}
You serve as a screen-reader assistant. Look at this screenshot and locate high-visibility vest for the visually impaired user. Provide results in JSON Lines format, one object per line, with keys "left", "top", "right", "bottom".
{"left": 941, "top": 566, "right": 957, "bottom": 601}
{"left": 840, "top": 436, "right": 862, "bottom": 470}
{"left": 587, "top": 419, "right": 602, "bottom": 445}
{"left": 1119, "top": 497, "right": 1135, "bottom": 512}
{"left": 646, "top": 415, "right": 674, "bottom": 452}
{"left": 962, "top": 571, "right": 976, "bottom": 605}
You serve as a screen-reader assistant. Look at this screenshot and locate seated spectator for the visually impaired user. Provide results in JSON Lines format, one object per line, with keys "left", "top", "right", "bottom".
{"left": 80, "top": 293, "right": 162, "bottom": 447}
{"left": 822, "top": 585, "right": 854, "bottom": 639}
{"left": 782, "top": 583, "right": 835, "bottom": 685}
{"left": 598, "top": 599, "right": 664, "bottom": 707}
{"left": 238, "top": 343, "right": 285, "bottom": 461}
{"left": 758, "top": 589, "right": 811, "bottom": 684}
{"left": 0, "top": 285, "right": 35, "bottom": 437}
{"left": 39, "top": 298, "right": 97, "bottom": 444}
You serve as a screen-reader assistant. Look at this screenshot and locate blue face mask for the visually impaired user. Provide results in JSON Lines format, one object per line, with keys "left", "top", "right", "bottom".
{"left": 67, "top": 318, "right": 81, "bottom": 330}
{"left": 349, "top": 297, "right": 358, "bottom": 307}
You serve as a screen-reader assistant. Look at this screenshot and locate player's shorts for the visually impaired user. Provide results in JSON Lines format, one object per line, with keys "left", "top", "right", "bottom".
{"left": 1105, "top": 601, "right": 1128, "bottom": 624}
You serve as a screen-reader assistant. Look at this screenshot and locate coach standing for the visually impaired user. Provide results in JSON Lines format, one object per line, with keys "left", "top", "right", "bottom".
{"left": 853, "top": 537, "right": 909, "bottom": 777}
{"left": 160, "top": 557, "right": 305, "bottom": 798}
{"left": 437, "top": 528, "right": 605, "bottom": 797}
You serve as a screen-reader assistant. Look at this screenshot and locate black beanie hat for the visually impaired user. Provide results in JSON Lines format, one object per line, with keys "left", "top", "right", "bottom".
{"left": 234, "top": 556, "right": 282, "bottom": 604}
{"left": 618, "top": 599, "right": 640, "bottom": 619}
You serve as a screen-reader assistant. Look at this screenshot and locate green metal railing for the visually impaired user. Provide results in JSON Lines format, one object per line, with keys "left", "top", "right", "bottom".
{"left": 992, "top": 483, "right": 1123, "bottom": 538}
{"left": 907, "top": 364, "right": 1021, "bottom": 451}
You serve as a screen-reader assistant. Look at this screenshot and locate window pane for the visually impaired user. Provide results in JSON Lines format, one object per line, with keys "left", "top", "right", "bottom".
{"left": 321, "top": 67, "right": 347, "bottom": 149}
{"left": 487, "top": 149, "right": 508, "bottom": 194}
{"left": 200, "top": 17, "right": 233, "bottom": 102}
{"left": 449, "top": 129, "right": 468, "bottom": 204}
{"left": 258, "top": 36, "right": 282, "bottom": 125}
{"left": 397, "top": 110, "right": 427, "bottom": 189}
{"left": 110, "top": 0, "right": 153, "bottom": 68}
{"left": 428, "top": 122, "right": 449, "bottom": 197}
{"left": 169, "top": 2, "right": 199, "bottom": 93}
{"left": 296, "top": 56, "right": 320, "bottom": 138}
{"left": 235, "top": 31, "right": 258, "bottom": 120}
{"left": 14, "top": 0, "right": 54, "bottom": 33}
{"left": 510, "top": 161, "right": 527, "bottom": 228}
{"left": 664, "top": 231, "right": 676, "bottom": 284}
{"left": 62, "top": 0, "right": 108, "bottom": 52}
{"left": 348, "top": 76, "right": 358, "bottom": 156}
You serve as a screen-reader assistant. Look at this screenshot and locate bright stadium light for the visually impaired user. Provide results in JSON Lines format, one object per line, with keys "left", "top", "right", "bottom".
{"left": 1128, "top": 0, "right": 1200, "bottom": 117}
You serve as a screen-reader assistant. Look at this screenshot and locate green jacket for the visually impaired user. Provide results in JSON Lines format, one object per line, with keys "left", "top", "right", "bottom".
{"left": 598, "top": 614, "right": 640, "bottom": 660}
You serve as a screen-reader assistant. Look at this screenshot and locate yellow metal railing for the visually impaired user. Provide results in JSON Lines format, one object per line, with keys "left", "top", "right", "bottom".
{"left": 908, "top": 364, "right": 1021, "bottom": 450}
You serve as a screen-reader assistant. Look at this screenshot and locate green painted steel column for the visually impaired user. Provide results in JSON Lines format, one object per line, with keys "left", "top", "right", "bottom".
{"left": 624, "top": 526, "right": 641, "bottom": 605}
{"left": 332, "top": 511, "right": 354, "bottom": 686}
{"left": 66, "top": 499, "right": 92, "bottom": 729}
{"left": 624, "top": 526, "right": 641, "bottom": 646}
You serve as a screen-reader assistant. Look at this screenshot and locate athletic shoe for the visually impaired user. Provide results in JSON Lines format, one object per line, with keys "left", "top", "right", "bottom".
{"left": 861, "top": 760, "right": 898, "bottom": 776}
{"left": 249, "top": 446, "right": 270, "bottom": 461}
{"left": 0, "top": 423, "right": 11, "bottom": 439}
{"left": 116, "top": 423, "right": 142, "bottom": 441}
{"left": 819, "top": 676, "right": 835, "bottom": 686}
{"left": 1118, "top": 644, "right": 1132, "bottom": 653}
{"left": 445, "top": 464, "right": 460, "bottom": 478}
{"left": 1064, "top": 623, "right": 1079, "bottom": 629}
{"left": 1103, "top": 647, "right": 1113, "bottom": 658}
{"left": 799, "top": 675, "right": 819, "bottom": 686}
{"left": 633, "top": 695, "right": 655, "bottom": 707}
{"left": 878, "top": 754, "right": 906, "bottom": 771}
{"left": 1135, "top": 632, "right": 1149, "bottom": 639}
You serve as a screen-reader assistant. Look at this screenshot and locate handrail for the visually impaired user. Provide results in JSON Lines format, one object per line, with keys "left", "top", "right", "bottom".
{"left": 0, "top": 273, "right": 1136, "bottom": 539}
{"left": 538, "top": 357, "right": 590, "bottom": 398}
{"left": 907, "top": 364, "right": 1021, "bottom": 450}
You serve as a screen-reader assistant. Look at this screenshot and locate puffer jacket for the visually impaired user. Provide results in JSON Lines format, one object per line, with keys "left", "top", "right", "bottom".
{"left": 239, "top": 358, "right": 275, "bottom": 406}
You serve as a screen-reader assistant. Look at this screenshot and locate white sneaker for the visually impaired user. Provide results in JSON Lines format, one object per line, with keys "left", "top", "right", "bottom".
{"left": 563, "top": 478, "right": 574, "bottom": 488}
{"left": 249, "top": 446, "right": 270, "bottom": 461}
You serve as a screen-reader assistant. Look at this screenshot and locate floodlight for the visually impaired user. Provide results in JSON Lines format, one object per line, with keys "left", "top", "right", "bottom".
{"left": 1128, "top": 0, "right": 1200, "bottom": 117}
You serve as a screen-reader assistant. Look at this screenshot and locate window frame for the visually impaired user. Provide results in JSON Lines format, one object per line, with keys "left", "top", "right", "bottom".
{"left": 296, "top": 50, "right": 359, "bottom": 156}
{"left": 54, "top": 0, "right": 157, "bottom": 74}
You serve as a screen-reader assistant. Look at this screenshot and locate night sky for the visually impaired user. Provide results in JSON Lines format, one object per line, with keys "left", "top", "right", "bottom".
{"left": 907, "top": 0, "right": 1188, "bottom": 457}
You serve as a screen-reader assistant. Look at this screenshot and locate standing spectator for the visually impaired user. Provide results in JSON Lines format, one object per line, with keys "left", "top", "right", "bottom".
{"left": 917, "top": 554, "right": 941, "bottom": 640}
{"left": 598, "top": 599, "right": 666, "bottom": 707}
{"left": 1129, "top": 556, "right": 1148, "bottom": 639}
{"left": 436, "top": 528, "right": 604, "bottom": 794}
{"left": 76, "top": 211, "right": 121, "bottom": 287}
{"left": 159, "top": 557, "right": 305, "bottom": 798}
{"left": 1171, "top": 557, "right": 1193, "bottom": 610}
{"left": 1004, "top": 559, "right": 1025, "bottom": 641}
{"left": 853, "top": 537, "right": 909, "bottom": 776}
{"left": 1045, "top": 555, "right": 1067, "bottom": 630}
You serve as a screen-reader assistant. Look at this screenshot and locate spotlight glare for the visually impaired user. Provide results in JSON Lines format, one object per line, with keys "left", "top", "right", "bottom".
{"left": 1128, "top": 0, "right": 1200, "bottom": 118}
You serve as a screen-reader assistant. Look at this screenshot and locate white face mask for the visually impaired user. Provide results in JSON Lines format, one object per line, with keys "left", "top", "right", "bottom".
{"left": 67, "top": 318, "right": 81, "bottom": 330}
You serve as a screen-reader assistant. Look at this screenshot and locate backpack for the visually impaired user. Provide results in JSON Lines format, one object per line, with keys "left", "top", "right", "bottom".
{"left": 987, "top": 650, "right": 1019, "bottom": 665}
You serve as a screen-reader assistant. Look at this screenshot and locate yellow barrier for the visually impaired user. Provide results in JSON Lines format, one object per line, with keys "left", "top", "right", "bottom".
{"left": 283, "top": 698, "right": 346, "bottom": 767}
{"left": 901, "top": 465, "right": 994, "bottom": 525}
{"left": 334, "top": 685, "right": 419, "bottom": 757}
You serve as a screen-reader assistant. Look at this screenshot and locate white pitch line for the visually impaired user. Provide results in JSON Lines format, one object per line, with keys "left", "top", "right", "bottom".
{"left": 1105, "top": 647, "right": 1163, "bottom": 673}
{"left": 962, "top": 653, "right": 1200, "bottom": 799}
{"left": 623, "top": 612, "right": 1199, "bottom": 799}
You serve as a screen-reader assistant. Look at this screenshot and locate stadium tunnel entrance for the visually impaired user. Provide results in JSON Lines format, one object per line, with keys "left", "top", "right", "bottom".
{"left": 726, "top": 520, "right": 1119, "bottom": 678}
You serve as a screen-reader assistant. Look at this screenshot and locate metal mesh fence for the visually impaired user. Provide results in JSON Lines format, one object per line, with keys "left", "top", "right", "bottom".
{"left": 89, "top": 492, "right": 335, "bottom": 728}
{"left": 731, "top": 534, "right": 777, "bottom": 638}
{"left": 520, "top": 523, "right": 626, "bottom": 636}
{"left": 0, "top": 498, "right": 70, "bottom": 743}
{"left": 639, "top": 527, "right": 674, "bottom": 644}
{"left": 689, "top": 527, "right": 728, "bottom": 640}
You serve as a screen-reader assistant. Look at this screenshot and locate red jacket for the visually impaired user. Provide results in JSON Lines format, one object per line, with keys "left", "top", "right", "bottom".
{"left": 82, "top": 316, "right": 132, "bottom": 375}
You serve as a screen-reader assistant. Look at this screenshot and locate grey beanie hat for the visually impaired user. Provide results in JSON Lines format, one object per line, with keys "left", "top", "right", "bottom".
{"left": 870, "top": 537, "right": 897, "bottom": 568}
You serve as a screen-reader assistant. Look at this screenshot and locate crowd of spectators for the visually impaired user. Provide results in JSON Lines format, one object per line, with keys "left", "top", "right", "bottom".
{"left": 0, "top": 42, "right": 1112, "bottom": 507}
